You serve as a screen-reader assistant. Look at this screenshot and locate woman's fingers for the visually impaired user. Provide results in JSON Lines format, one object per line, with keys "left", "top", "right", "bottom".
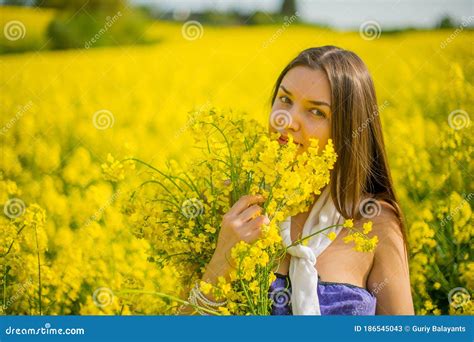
{"left": 242, "top": 221, "right": 266, "bottom": 243}
{"left": 227, "top": 194, "right": 265, "bottom": 217}
{"left": 244, "top": 214, "right": 270, "bottom": 231}
{"left": 240, "top": 204, "right": 263, "bottom": 222}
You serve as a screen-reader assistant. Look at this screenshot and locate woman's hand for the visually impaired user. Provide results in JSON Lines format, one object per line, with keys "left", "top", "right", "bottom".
{"left": 179, "top": 193, "right": 269, "bottom": 315}
{"left": 203, "top": 194, "right": 269, "bottom": 283}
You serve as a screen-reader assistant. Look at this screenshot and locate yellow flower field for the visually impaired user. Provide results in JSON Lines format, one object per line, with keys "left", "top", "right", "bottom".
{"left": 1, "top": 6, "right": 472, "bottom": 315}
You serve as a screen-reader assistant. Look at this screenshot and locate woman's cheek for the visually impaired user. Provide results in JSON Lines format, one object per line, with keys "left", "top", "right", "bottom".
{"left": 307, "top": 121, "right": 330, "bottom": 150}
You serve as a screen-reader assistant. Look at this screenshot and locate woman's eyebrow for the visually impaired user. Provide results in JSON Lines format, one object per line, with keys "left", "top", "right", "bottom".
{"left": 280, "top": 85, "right": 330, "bottom": 107}
{"left": 280, "top": 85, "right": 293, "bottom": 96}
{"left": 307, "top": 99, "right": 331, "bottom": 107}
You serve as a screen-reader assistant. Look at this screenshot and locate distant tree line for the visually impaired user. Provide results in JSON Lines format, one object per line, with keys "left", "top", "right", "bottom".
{"left": 1, "top": 0, "right": 469, "bottom": 29}
{"left": 3, "top": 0, "right": 126, "bottom": 10}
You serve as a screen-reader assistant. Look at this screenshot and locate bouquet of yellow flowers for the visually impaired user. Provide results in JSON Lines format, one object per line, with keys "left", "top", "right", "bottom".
{"left": 103, "top": 108, "right": 376, "bottom": 315}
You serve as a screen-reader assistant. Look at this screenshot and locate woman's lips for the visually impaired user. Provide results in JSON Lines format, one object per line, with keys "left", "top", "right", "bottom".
{"left": 278, "top": 135, "right": 303, "bottom": 147}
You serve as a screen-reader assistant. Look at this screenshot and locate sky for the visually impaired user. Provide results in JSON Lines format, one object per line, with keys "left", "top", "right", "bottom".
{"left": 133, "top": 0, "right": 473, "bottom": 29}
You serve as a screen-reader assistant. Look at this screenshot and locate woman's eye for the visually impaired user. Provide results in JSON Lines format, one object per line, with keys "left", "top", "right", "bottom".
{"left": 279, "top": 96, "right": 291, "bottom": 104}
{"left": 310, "top": 108, "right": 326, "bottom": 118}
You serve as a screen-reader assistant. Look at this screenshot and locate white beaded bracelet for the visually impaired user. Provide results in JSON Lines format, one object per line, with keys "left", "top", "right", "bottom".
{"left": 188, "top": 289, "right": 210, "bottom": 315}
{"left": 187, "top": 282, "right": 228, "bottom": 315}
{"left": 192, "top": 283, "right": 227, "bottom": 307}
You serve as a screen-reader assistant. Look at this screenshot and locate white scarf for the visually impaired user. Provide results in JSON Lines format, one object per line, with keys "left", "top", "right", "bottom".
{"left": 278, "top": 186, "right": 344, "bottom": 315}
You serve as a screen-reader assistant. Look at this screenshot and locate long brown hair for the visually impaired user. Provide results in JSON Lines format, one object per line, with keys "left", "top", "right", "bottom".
{"left": 270, "top": 46, "right": 409, "bottom": 253}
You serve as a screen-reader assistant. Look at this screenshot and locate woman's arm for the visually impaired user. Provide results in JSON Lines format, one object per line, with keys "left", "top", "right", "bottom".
{"left": 366, "top": 208, "right": 415, "bottom": 315}
{"left": 178, "top": 194, "right": 268, "bottom": 315}
{"left": 178, "top": 251, "right": 232, "bottom": 315}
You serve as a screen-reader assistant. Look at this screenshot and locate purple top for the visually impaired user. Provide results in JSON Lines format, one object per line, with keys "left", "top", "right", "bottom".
{"left": 269, "top": 272, "right": 377, "bottom": 315}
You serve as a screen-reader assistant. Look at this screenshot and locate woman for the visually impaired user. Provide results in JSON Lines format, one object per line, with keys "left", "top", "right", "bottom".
{"left": 184, "top": 46, "right": 414, "bottom": 315}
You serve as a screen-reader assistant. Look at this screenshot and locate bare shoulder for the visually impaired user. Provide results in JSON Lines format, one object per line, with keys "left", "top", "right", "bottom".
{"left": 371, "top": 200, "right": 403, "bottom": 237}
{"left": 368, "top": 199, "right": 407, "bottom": 259}
{"left": 356, "top": 199, "right": 406, "bottom": 255}
{"left": 364, "top": 199, "right": 414, "bottom": 314}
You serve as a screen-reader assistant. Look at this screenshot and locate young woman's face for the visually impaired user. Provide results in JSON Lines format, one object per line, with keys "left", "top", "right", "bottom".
{"left": 269, "top": 66, "right": 332, "bottom": 153}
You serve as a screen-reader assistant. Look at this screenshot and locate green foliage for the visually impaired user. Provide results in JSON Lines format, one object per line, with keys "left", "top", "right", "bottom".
{"left": 46, "top": 8, "right": 153, "bottom": 50}
{"left": 36, "top": 0, "right": 126, "bottom": 11}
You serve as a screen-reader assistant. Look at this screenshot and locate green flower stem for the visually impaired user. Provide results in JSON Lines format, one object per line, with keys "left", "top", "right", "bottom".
{"left": 126, "top": 158, "right": 191, "bottom": 194}
{"left": 33, "top": 223, "right": 42, "bottom": 315}
{"left": 133, "top": 180, "right": 181, "bottom": 206}
{"left": 237, "top": 257, "right": 256, "bottom": 315}
{"left": 287, "top": 223, "right": 344, "bottom": 249}
{"left": 206, "top": 122, "right": 239, "bottom": 202}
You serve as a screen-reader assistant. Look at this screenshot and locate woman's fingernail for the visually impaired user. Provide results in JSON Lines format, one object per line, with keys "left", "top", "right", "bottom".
{"left": 264, "top": 215, "right": 270, "bottom": 224}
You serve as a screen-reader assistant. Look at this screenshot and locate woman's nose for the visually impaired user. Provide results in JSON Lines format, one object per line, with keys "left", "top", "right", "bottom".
{"left": 270, "top": 107, "right": 301, "bottom": 131}
{"left": 287, "top": 107, "right": 302, "bottom": 131}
